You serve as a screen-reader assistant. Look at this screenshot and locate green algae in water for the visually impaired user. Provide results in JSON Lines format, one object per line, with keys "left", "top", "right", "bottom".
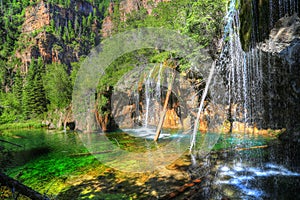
{"left": 1, "top": 129, "right": 279, "bottom": 198}
{"left": 1, "top": 130, "right": 103, "bottom": 195}
{"left": 1, "top": 129, "right": 188, "bottom": 195}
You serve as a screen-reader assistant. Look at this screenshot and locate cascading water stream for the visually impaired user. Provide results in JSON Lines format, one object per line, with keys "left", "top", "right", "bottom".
{"left": 219, "top": 0, "right": 253, "bottom": 128}
{"left": 156, "top": 63, "right": 162, "bottom": 103}
{"left": 144, "top": 68, "right": 154, "bottom": 127}
{"left": 204, "top": 0, "right": 300, "bottom": 199}
{"left": 155, "top": 63, "right": 163, "bottom": 121}
{"left": 143, "top": 64, "right": 163, "bottom": 129}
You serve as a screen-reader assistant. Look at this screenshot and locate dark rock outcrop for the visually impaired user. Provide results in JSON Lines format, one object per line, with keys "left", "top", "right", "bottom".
{"left": 258, "top": 14, "right": 300, "bottom": 140}
{"left": 240, "top": 0, "right": 300, "bottom": 50}
{"left": 279, "top": 126, "right": 300, "bottom": 143}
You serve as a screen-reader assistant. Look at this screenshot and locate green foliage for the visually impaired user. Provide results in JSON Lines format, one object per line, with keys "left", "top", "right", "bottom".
{"left": 43, "top": 63, "right": 72, "bottom": 110}
{"left": 22, "top": 58, "right": 48, "bottom": 119}
{"left": 0, "top": 0, "right": 30, "bottom": 61}
{"left": 0, "top": 92, "right": 19, "bottom": 124}
{"left": 116, "top": 0, "right": 227, "bottom": 47}
{"left": 0, "top": 120, "right": 44, "bottom": 131}
{"left": 92, "top": 0, "right": 228, "bottom": 116}
{"left": 70, "top": 57, "right": 86, "bottom": 87}
{"left": 47, "top": 0, "right": 110, "bottom": 9}
{"left": 0, "top": 0, "right": 228, "bottom": 126}
{"left": 0, "top": 0, "right": 113, "bottom": 124}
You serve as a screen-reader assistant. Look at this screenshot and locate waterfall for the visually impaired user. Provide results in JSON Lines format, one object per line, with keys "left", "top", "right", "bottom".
{"left": 216, "top": 0, "right": 299, "bottom": 130}
{"left": 278, "top": 0, "right": 299, "bottom": 17}
{"left": 218, "top": 0, "right": 256, "bottom": 128}
{"left": 143, "top": 64, "right": 163, "bottom": 128}
{"left": 134, "top": 84, "right": 140, "bottom": 124}
{"left": 188, "top": 0, "right": 300, "bottom": 197}
{"left": 155, "top": 63, "right": 162, "bottom": 107}
{"left": 144, "top": 68, "right": 154, "bottom": 127}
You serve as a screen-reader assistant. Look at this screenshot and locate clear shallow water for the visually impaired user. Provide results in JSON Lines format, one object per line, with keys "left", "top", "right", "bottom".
{"left": 0, "top": 129, "right": 299, "bottom": 199}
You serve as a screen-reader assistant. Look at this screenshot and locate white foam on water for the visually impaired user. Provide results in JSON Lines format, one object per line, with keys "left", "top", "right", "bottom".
{"left": 233, "top": 166, "right": 244, "bottom": 172}
{"left": 220, "top": 166, "right": 230, "bottom": 172}
{"left": 123, "top": 127, "right": 171, "bottom": 139}
{"left": 237, "top": 176, "right": 254, "bottom": 181}
{"left": 220, "top": 171, "right": 236, "bottom": 176}
{"left": 216, "top": 163, "right": 300, "bottom": 198}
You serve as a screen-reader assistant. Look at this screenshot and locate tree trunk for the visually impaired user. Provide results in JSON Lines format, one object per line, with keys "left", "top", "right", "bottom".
{"left": 0, "top": 173, "right": 49, "bottom": 200}
{"left": 154, "top": 70, "right": 175, "bottom": 141}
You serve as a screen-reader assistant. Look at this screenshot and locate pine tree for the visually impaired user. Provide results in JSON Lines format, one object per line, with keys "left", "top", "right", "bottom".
{"left": 12, "top": 68, "right": 23, "bottom": 113}
{"left": 22, "top": 61, "right": 34, "bottom": 118}
{"left": 22, "top": 58, "right": 47, "bottom": 119}
{"left": 68, "top": 20, "right": 75, "bottom": 40}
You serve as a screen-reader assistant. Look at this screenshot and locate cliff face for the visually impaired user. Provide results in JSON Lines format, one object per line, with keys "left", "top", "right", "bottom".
{"left": 240, "top": 0, "right": 300, "bottom": 50}
{"left": 102, "top": 0, "right": 169, "bottom": 37}
{"left": 22, "top": 1, "right": 51, "bottom": 34}
{"left": 260, "top": 14, "right": 300, "bottom": 133}
{"left": 119, "top": 0, "right": 169, "bottom": 20}
{"left": 16, "top": 0, "right": 100, "bottom": 72}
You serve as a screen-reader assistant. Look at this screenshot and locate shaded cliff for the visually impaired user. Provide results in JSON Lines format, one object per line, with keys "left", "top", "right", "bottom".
{"left": 238, "top": 1, "right": 300, "bottom": 140}
{"left": 240, "top": 0, "right": 300, "bottom": 50}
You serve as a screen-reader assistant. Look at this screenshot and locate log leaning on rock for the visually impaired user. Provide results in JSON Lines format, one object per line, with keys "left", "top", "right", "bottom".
{"left": 0, "top": 173, "right": 49, "bottom": 200}
{"left": 154, "top": 70, "right": 176, "bottom": 141}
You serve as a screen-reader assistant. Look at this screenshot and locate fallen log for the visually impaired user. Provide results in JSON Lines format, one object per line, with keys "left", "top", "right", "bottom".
{"left": 0, "top": 173, "right": 49, "bottom": 200}
{"left": 0, "top": 139, "right": 22, "bottom": 147}
{"left": 236, "top": 145, "right": 268, "bottom": 151}
{"left": 69, "top": 150, "right": 114, "bottom": 157}
{"left": 154, "top": 69, "right": 175, "bottom": 141}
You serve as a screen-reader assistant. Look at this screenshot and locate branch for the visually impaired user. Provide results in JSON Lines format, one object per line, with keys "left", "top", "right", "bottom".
{"left": 0, "top": 173, "right": 49, "bottom": 200}
{"left": 69, "top": 150, "right": 114, "bottom": 157}
{"left": 0, "top": 139, "right": 22, "bottom": 147}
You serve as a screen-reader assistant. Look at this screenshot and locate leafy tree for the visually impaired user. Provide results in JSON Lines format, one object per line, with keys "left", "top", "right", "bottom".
{"left": 0, "top": 92, "right": 19, "bottom": 124}
{"left": 43, "top": 63, "right": 72, "bottom": 110}
{"left": 117, "top": 0, "right": 227, "bottom": 47}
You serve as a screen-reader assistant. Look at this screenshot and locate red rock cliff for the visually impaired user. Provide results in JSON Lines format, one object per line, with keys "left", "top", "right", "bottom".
{"left": 16, "top": 0, "right": 99, "bottom": 72}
